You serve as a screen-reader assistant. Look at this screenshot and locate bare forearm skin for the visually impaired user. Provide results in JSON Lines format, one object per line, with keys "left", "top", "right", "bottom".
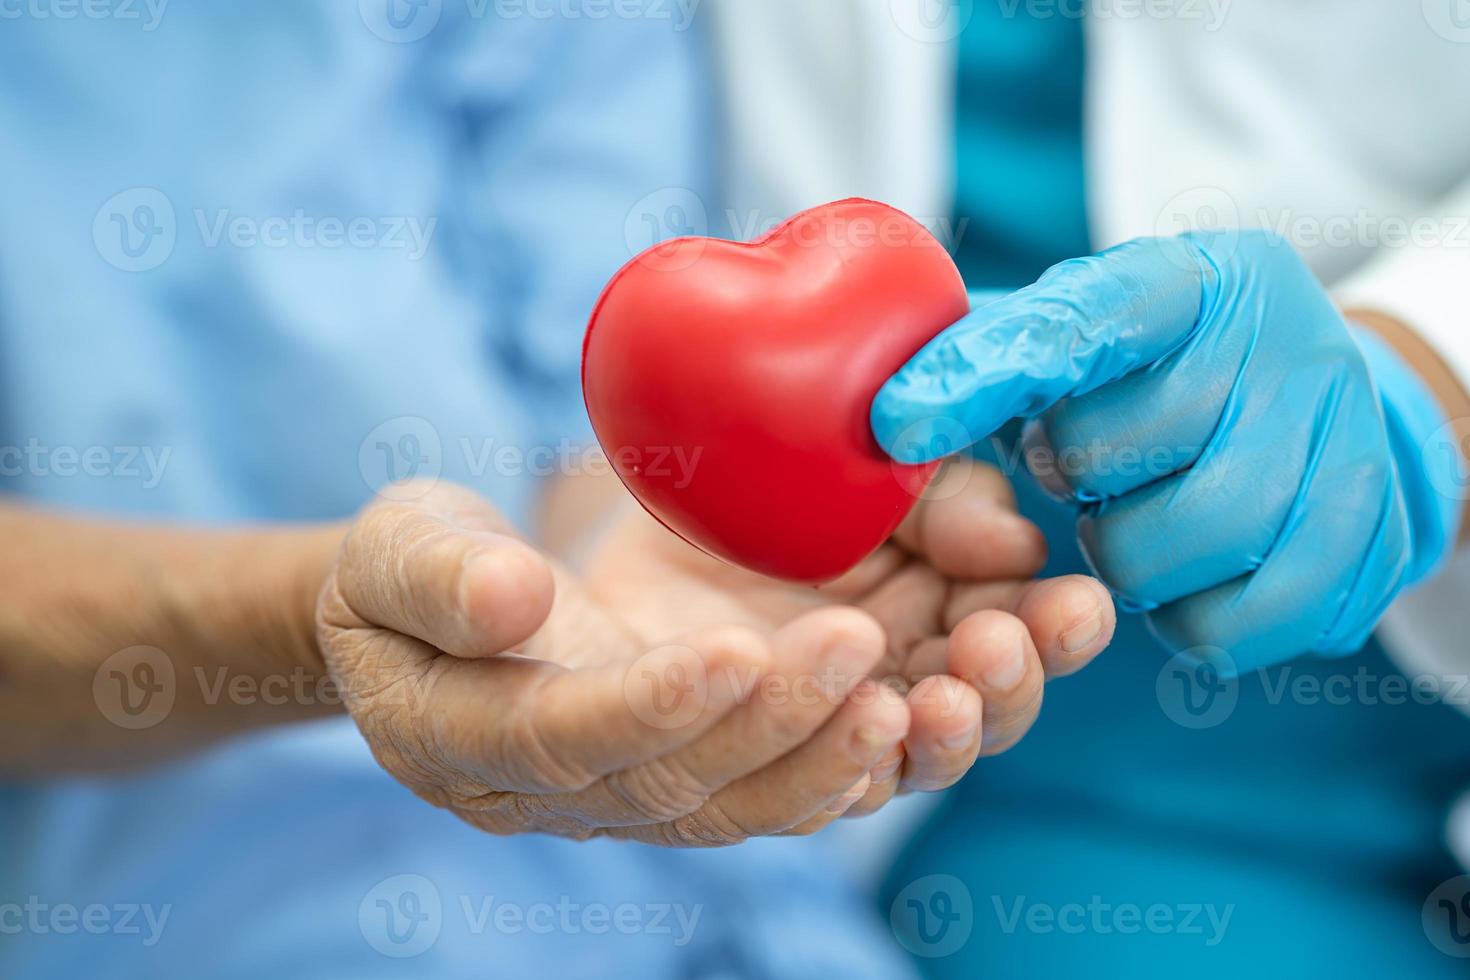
{"left": 0, "top": 502, "right": 343, "bottom": 775}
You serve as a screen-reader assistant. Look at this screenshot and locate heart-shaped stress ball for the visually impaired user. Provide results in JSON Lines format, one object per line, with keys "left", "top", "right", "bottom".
{"left": 582, "top": 198, "right": 969, "bottom": 583}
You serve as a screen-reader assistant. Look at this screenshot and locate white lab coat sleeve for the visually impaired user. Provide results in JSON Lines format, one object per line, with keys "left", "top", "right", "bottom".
{"left": 1333, "top": 178, "right": 1470, "bottom": 696}
{"left": 1335, "top": 179, "right": 1470, "bottom": 397}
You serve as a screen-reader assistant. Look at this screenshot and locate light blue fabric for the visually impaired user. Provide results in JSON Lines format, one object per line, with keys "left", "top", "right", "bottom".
{"left": 0, "top": 6, "right": 912, "bottom": 977}
{"left": 875, "top": 231, "right": 1457, "bottom": 672}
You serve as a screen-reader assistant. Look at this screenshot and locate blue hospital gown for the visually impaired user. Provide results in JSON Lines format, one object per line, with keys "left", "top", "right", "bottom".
{"left": 0, "top": 4, "right": 914, "bottom": 977}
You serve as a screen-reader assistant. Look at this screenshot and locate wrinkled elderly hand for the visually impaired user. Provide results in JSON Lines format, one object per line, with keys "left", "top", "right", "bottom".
{"left": 317, "top": 482, "right": 912, "bottom": 846}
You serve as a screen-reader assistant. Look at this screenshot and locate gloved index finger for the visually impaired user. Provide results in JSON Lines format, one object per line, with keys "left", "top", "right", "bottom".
{"left": 872, "top": 235, "right": 1215, "bottom": 464}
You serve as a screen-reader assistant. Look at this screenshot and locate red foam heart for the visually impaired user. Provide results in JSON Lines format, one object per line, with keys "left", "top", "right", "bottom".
{"left": 582, "top": 198, "right": 969, "bottom": 583}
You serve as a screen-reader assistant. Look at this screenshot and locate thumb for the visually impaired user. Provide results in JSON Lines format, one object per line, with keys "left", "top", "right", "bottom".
{"left": 871, "top": 236, "right": 1215, "bottom": 464}
{"left": 332, "top": 483, "right": 557, "bottom": 658}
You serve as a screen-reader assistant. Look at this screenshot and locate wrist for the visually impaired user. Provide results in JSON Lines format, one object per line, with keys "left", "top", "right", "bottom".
{"left": 179, "top": 523, "right": 344, "bottom": 675}
{"left": 149, "top": 522, "right": 346, "bottom": 738}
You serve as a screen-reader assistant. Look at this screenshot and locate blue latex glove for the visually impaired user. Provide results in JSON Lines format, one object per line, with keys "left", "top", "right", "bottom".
{"left": 873, "top": 231, "right": 1463, "bottom": 673}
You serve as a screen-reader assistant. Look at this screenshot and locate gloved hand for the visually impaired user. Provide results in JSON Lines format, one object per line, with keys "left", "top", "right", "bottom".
{"left": 873, "top": 230, "right": 1463, "bottom": 673}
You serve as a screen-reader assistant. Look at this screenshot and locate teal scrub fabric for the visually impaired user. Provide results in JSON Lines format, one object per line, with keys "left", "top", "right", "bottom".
{"left": 950, "top": 6, "right": 1090, "bottom": 288}
{"left": 883, "top": 11, "right": 1470, "bottom": 975}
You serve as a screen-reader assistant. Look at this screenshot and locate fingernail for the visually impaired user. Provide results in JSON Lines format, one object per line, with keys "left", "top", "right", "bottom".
{"left": 939, "top": 724, "right": 979, "bottom": 752}
{"left": 1060, "top": 614, "right": 1104, "bottom": 655}
{"left": 982, "top": 635, "right": 1027, "bottom": 690}
{"left": 826, "top": 776, "right": 871, "bottom": 813}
